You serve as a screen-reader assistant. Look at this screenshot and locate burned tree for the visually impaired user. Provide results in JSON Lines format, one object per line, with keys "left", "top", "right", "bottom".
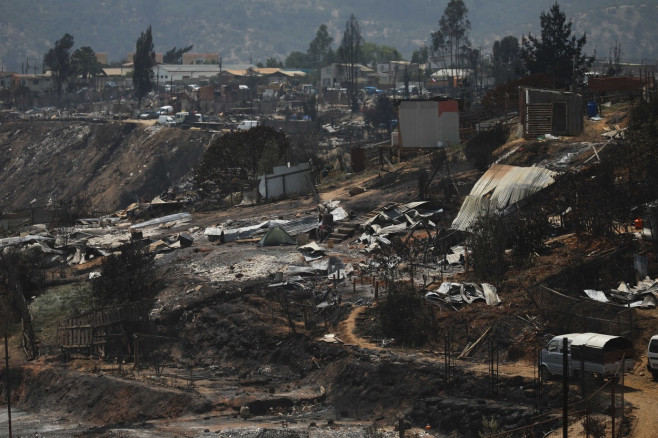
{"left": 337, "top": 14, "right": 363, "bottom": 112}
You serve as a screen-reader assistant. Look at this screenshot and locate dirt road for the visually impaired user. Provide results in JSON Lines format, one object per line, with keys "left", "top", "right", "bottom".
{"left": 338, "top": 304, "right": 658, "bottom": 437}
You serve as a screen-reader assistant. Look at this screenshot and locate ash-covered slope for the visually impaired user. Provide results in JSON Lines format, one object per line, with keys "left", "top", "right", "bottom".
{"left": 0, "top": 120, "right": 215, "bottom": 213}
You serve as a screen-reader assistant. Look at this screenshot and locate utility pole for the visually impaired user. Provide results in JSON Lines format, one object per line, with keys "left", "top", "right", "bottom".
{"left": 4, "top": 321, "right": 12, "bottom": 438}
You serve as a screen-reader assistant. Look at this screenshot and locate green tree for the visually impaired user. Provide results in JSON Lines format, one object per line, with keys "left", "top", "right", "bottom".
{"left": 44, "top": 33, "right": 75, "bottom": 97}
{"left": 194, "top": 126, "right": 289, "bottom": 200}
{"left": 71, "top": 46, "right": 104, "bottom": 82}
{"left": 521, "top": 2, "right": 593, "bottom": 90}
{"left": 265, "top": 57, "right": 284, "bottom": 68}
{"left": 431, "top": 0, "right": 471, "bottom": 79}
{"left": 285, "top": 51, "right": 309, "bottom": 68}
{"left": 307, "top": 24, "right": 333, "bottom": 68}
{"left": 91, "top": 242, "right": 156, "bottom": 306}
{"left": 257, "top": 139, "right": 285, "bottom": 175}
{"left": 360, "top": 42, "right": 402, "bottom": 67}
{"left": 492, "top": 36, "right": 522, "bottom": 85}
{"left": 133, "top": 25, "right": 156, "bottom": 108}
{"left": 377, "top": 281, "right": 431, "bottom": 347}
{"left": 467, "top": 214, "right": 508, "bottom": 284}
{"left": 365, "top": 94, "right": 397, "bottom": 132}
{"left": 411, "top": 45, "right": 429, "bottom": 65}
{"left": 163, "top": 45, "right": 193, "bottom": 64}
{"left": 337, "top": 14, "right": 363, "bottom": 111}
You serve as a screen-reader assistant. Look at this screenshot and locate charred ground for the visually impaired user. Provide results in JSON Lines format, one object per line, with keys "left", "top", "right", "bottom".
{"left": 2, "top": 103, "right": 658, "bottom": 437}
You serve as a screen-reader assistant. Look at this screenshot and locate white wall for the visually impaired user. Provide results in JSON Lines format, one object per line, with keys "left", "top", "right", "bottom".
{"left": 398, "top": 100, "right": 460, "bottom": 148}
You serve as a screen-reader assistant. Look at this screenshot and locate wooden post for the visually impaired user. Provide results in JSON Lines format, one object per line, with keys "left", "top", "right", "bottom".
{"left": 610, "top": 385, "right": 616, "bottom": 437}
{"left": 5, "top": 322, "right": 13, "bottom": 438}
{"left": 562, "top": 337, "right": 568, "bottom": 438}
{"left": 133, "top": 334, "right": 139, "bottom": 369}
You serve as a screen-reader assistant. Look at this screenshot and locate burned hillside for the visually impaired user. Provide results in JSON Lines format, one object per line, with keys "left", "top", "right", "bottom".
{"left": 3, "top": 98, "right": 658, "bottom": 437}
{"left": 0, "top": 119, "right": 214, "bottom": 212}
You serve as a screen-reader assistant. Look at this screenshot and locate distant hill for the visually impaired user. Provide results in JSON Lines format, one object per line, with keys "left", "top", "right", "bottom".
{"left": 1, "top": 0, "right": 656, "bottom": 73}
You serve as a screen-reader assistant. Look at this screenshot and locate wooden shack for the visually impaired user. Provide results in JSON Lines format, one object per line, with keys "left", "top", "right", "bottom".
{"left": 519, "top": 87, "right": 583, "bottom": 139}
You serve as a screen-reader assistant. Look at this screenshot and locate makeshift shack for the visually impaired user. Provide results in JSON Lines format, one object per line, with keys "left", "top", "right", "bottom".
{"left": 519, "top": 87, "right": 583, "bottom": 138}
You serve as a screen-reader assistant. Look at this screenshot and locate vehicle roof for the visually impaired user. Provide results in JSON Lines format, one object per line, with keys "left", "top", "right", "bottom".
{"left": 554, "top": 332, "right": 627, "bottom": 348}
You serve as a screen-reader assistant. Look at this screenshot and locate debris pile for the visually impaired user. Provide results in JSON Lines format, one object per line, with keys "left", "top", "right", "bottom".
{"left": 584, "top": 277, "right": 658, "bottom": 308}
{"left": 425, "top": 282, "right": 501, "bottom": 307}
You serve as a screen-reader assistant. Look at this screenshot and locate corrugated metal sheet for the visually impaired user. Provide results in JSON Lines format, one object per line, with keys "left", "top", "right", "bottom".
{"left": 451, "top": 164, "right": 557, "bottom": 231}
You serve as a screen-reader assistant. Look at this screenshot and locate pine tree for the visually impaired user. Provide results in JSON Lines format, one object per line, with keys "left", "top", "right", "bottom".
{"left": 521, "top": 2, "right": 593, "bottom": 90}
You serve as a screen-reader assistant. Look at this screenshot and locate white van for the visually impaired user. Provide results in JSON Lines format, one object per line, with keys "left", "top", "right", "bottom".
{"left": 540, "top": 332, "right": 634, "bottom": 380}
{"left": 157, "top": 115, "right": 176, "bottom": 126}
{"left": 159, "top": 105, "right": 174, "bottom": 115}
{"left": 237, "top": 120, "right": 258, "bottom": 130}
{"left": 647, "top": 335, "right": 658, "bottom": 380}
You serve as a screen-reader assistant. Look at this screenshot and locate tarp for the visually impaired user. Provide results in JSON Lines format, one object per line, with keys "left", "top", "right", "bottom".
{"left": 258, "top": 226, "right": 296, "bottom": 247}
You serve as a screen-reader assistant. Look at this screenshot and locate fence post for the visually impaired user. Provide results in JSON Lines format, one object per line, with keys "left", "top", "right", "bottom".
{"left": 562, "top": 337, "right": 568, "bottom": 438}
{"left": 537, "top": 349, "right": 542, "bottom": 411}
{"left": 133, "top": 334, "right": 139, "bottom": 369}
{"left": 611, "top": 386, "right": 616, "bottom": 438}
{"left": 444, "top": 331, "right": 449, "bottom": 384}
{"left": 580, "top": 354, "right": 585, "bottom": 399}
{"left": 627, "top": 304, "right": 634, "bottom": 346}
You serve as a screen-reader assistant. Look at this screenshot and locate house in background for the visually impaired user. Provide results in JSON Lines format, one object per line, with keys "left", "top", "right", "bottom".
{"left": 182, "top": 53, "right": 219, "bottom": 65}
{"left": 256, "top": 68, "right": 307, "bottom": 84}
{"left": 153, "top": 64, "right": 221, "bottom": 82}
{"left": 95, "top": 52, "right": 109, "bottom": 66}
{"left": 126, "top": 52, "right": 164, "bottom": 65}
{"left": 375, "top": 61, "right": 422, "bottom": 89}
{"left": 320, "top": 63, "right": 373, "bottom": 89}
{"left": 519, "top": 87, "right": 583, "bottom": 139}
{"left": 0, "top": 71, "right": 14, "bottom": 88}
{"left": 11, "top": 72, "right": 54, "bottom": 94}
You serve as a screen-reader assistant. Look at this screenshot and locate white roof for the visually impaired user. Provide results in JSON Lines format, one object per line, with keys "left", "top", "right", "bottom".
{"left": 569, "top": 332, "right": 624, "bottom": 349}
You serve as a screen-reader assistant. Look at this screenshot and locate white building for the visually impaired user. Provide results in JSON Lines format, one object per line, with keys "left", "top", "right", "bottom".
{"left": 320, "top": 63, "right": 373, "bottom": 89}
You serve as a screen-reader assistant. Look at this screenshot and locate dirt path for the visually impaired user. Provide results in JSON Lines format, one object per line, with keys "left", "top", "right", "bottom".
{"left": 338, "top": 305, "right": 658, "bottom": 437}
{"left": 623, "top": 360, "right": 658, "bottom": 437}
{"left": 336, "top": 305, "right": 380, "bottom": 349}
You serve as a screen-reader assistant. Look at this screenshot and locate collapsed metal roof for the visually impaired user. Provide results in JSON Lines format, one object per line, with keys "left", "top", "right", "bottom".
{"left": 451, "top": 164, "right": 558, "bottom": 231}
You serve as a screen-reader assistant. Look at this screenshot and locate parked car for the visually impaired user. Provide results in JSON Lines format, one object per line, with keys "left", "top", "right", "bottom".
{"left": 139, "top": 111, "right": 160, "bottom": 120}
{"left": 157, "top": 115, "right": 176, "bottom": 126}
{"left": 647, "top": 335, "right": 658, "bottom": 380}
{"left": 237, "top": 120, "right": 258, "bottom": 130}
